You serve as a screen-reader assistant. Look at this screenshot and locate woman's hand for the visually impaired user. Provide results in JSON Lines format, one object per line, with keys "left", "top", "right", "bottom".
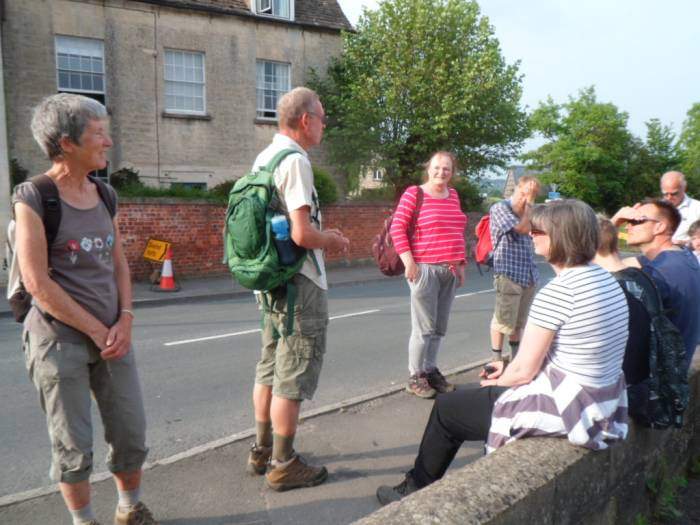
{"left": 456, "top": 264, "right": 465, "bottom": 288}
{"left": 479, "top": 361, "right": 504, "bottom": 386}
{"left": 404, "top": 259, "right": 420, "bottom": 282}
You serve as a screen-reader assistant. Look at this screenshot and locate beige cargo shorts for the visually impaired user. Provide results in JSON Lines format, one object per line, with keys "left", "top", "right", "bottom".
{"left": 255, "top": 274, "right": 329, "bottom": 401}
{"left": 490, "top": 274, "right": 536, "bottom": 335}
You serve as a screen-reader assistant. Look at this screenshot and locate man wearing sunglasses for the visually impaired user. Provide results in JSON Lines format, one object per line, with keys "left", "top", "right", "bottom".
{"left": 612, "top": 199, "right": 700, "bottom": 369}
{"left": 660, "top": 171, "right": 700, "bottom": 246}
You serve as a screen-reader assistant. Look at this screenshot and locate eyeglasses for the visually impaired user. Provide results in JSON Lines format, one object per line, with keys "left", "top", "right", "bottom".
{"left": 627, "top": 217, "right": 660, "bottom": 226}
{"left": 307, "top": 112, "right": 328, "bottom": 125}
{"left": 661, "top": 190, "right": 681, "bottom": 198}
{"left": 530, "top": 228, "right": 547, "bottom": 237}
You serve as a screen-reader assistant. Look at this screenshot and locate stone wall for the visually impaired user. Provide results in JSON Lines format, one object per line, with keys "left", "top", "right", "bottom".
{"left": 117, "top": 199, "right": 483, "bottom": 280}
{"left": 356, "top": 365, "right": 700, "bottom": 525}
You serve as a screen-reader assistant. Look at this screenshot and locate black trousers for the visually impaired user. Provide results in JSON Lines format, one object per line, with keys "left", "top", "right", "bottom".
{"left": 411, "top": 385, "right": 508, "bottom": 488}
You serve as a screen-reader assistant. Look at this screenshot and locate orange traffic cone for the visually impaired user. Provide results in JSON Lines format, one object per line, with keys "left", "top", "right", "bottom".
{"left": 158, "top": 247, "right": 179, "bottom": 291}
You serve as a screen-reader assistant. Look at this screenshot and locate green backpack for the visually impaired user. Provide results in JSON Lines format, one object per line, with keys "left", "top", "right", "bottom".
{"left": 223, "top": 148, "right": 306, "bottom": 292}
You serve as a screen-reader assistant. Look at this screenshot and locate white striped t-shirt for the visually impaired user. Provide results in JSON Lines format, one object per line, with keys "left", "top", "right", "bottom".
{"left": 528, "top": 264, "right": 629, "bottom": 387}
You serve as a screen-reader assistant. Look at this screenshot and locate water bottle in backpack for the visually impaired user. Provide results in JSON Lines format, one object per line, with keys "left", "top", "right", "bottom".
{"left": 270, "top": 214, "right": 298, "bottom": 266}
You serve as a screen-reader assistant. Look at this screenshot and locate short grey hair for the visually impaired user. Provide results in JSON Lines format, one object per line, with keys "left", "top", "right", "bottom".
{"left": 277, "top": 87, "right": 320, "bottom": 130}
{"left": 531, "top": 199, "right": 599, "bottom": 267}
{"left": 31, "top": 93, "right": 108, "bottom": 160}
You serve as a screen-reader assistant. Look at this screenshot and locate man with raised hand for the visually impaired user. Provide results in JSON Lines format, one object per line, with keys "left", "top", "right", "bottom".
{"left": 612, "top": 198, "right": 700, "bottom": 369}
{"left": 488, "top": 176, "right": 541, "bottom": 363}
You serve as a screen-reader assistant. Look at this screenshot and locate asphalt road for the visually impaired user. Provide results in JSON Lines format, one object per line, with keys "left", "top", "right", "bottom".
{"left": 0, "top": 265, "right": 552, "bottom": 498}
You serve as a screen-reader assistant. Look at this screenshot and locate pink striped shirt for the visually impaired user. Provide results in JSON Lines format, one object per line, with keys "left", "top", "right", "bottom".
{"left": 390, "top": 185, "right": 467, "bottom": 264}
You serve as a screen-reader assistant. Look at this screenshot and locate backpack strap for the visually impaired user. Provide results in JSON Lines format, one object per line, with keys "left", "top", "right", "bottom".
{"left": 88, "top": 175, "right": 117, "bottom": 218}
{"left": 407, "top": 186, "right": 424, "bottom": 240}
{"left": 262, "top": 148, "right": 300, "bottom": 175}
{"left": 28, "top": 174, "right": 62, "bottom": 249}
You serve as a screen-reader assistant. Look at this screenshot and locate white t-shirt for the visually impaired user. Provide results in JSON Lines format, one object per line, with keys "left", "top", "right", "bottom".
{"left": 673, "top": 195, "right": 700, "bottom": 243}
{"left": 527, "top": 264, "right": 629, "bottom": 387}
{"left": 252, "top": 133, "right": 327, "bottom": 290}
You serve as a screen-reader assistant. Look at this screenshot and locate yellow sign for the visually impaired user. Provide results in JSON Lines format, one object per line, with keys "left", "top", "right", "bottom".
{"left": 143, "top": 239, "right": 171, "bottom": 262}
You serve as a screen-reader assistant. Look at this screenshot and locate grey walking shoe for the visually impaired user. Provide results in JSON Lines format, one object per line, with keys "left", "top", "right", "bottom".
{"left": 114, "top": 501, "right": 157, "bottom": 525}
{"left": 405, "top": 374, "right": 437, "bottom": 399}
{"left": 376, "top": 472, "right": 419, "bottom": 505}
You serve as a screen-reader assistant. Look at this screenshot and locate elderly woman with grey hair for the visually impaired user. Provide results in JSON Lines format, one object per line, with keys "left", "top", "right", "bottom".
{"left": 12, "top": 93, "right": 155, "bottom": 525}
{"left": 377, "top": 199, "right": 630, "bottom": 505}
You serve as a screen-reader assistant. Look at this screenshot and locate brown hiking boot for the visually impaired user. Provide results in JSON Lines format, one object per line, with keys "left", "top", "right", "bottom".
{"left": 426, "top": 368, "right": 455, "bottom": 393}
{"left": 405, "top": 374, "right": 437, "bottom": 399}
{"left": 114, "top": 502, "right": 157, "bottom": 525}
{"left": 246, "top": 443, "right": 272, "bottom": 476}
{"left": 265, "top": 454, "right": 328, "bottom": 491}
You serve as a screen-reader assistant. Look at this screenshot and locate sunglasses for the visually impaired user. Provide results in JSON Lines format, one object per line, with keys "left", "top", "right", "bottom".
{"left": 627, "top": 217, "right": 660, "bottom": 226}
{"left": 661, "top": 190, "right": 681, "bottom": 197}
{"left": 530, "top": 228, "right": 547, "bottom": 236}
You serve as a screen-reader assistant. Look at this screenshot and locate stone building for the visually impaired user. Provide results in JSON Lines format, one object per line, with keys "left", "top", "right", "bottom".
{"left": 0, "top": 0, "right": 352, "bottom": 190}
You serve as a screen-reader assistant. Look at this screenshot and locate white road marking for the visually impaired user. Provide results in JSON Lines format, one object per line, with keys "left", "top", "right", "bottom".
{"left": 455, "top": 289, "right": 495, "bottom": 299}
{"left": 164, "top": 308, "right": 381, "bottom": 346}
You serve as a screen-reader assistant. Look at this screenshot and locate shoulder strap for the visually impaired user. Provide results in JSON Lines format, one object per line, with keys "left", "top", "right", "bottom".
{"left": 262, "top": 148, "right": 300, "bottom": 174}
{"left": 28, "top": 174, "right": 62, "bottom": 249}
{"left": 407, "top": 186, "right": 423, "bottom": 239}
{"left": 88, "top": 175, "right": 117, "bottom": 218}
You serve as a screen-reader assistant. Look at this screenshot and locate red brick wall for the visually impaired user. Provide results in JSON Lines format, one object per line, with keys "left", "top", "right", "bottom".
{"left": 118, "top": 199, "right": 482, "bottom": 280}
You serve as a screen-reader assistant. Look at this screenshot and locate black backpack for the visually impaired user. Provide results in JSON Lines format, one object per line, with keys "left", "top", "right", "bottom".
{"left": 616, "top": 268, "right": 689, "bottom": 429}
{"left": 6, "top": 174, "right": 116, "bottom": 322}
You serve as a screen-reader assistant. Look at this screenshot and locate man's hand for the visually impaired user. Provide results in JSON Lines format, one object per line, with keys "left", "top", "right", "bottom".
{"left": 100, "top": 314, "right": 133, "bottom": 361}
{"left": 324, "top": 229, "right": 350, "bottom": 253}
{"left": 611, "top": 206, "right": 639, "bottom": 227}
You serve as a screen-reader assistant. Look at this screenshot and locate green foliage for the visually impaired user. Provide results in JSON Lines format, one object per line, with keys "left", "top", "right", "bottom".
{"left": 116, "top": 182, "right": 227, "bottom": 203}
{"left": 451, "top": 175, "right": 484, "bottom": 211}
{"left": 312, "top": 166, "right": 339, "bottom": 205}
{"left": 523, "top": 86, "right": 640, "bottom": 214}
{"left": 680, "top": 102, "right": 700, "bottom": 194}
{"left": 630, "top": 119, "right": 683, "bottom": 199}
{"left": 633, "top": 514, "right": 650, "bottom": 525}
{"left": 309, "top": 0, "right": 528, "bottom": 196}
{"left": 209, "top": 179, "right": 235, "bottom": 198}
{"left": 646, "top": 459, "right": 688, "bottom": 523}
{"left": 10, "top": 158, "right": 28, "bottom": 189}
{"left": 348, "top": 185, "right": 396, "bottom": 202}
{"left": 109, "top": 166, "right": 142, "bottom": 189}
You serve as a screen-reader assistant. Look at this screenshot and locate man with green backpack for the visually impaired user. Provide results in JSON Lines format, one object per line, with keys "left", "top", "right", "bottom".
{"left": 234, "top": 87, "right": 348, "bottom": 491}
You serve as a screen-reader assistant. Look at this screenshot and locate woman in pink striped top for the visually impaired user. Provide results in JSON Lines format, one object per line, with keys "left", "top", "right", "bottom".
{"left": 390, "top": 151, "right": 468, "bottom": 398}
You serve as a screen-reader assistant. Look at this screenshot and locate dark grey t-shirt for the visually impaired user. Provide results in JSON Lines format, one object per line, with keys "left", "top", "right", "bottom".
{"left": 12, "top": 181, "right": 119, "bottom": 342}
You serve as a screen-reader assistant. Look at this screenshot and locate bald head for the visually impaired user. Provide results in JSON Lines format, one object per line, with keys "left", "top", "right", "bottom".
{"left": 660, "top": 170, "right": 687, "bottom": 207}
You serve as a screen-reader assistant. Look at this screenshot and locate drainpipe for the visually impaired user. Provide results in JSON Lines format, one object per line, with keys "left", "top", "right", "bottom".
{"left": 0, "top": 21, "right": 12, "bottom": 285}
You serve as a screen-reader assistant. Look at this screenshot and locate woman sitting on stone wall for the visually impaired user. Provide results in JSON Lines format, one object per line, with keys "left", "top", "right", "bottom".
{"left": 377, "top": 199, "right": 630, "bottom": 505}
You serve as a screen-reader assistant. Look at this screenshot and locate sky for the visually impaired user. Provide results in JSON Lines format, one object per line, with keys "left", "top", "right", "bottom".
{"left": 336, "top": 0, "right": 700, "bottom": 158}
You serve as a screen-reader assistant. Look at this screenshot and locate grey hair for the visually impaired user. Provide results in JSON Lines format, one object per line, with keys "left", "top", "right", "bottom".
{"left": 531, "top": 199, "right": 599, "bottom": 267}
{"left": 277, "top": 87, "right": 320, "bottom": 130}
{"left": 31, "top": 93, "right": 108, "bottom": 160}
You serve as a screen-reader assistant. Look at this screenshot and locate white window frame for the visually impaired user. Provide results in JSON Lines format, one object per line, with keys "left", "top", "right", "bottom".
{"left": 252, "top": 0, "right": 294, "bottom": 20}
{"left": 55, "top": 36, "right": 105, "bottom": 95}
{"left": 256, "top": 60, "right": 291, "bottom": 120}
{"left": 372, "top": 169, "right": 384, "bottom": 182}
{"left": 164, "top": 49, "right": 206, "bottom": 115}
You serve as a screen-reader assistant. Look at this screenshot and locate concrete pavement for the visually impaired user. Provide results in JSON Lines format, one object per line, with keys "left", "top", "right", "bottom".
{"left": 0, "top": 368, "right": 488, "bottom": 525}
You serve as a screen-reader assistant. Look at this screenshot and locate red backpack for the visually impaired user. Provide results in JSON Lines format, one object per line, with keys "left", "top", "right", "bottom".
{"left": 474, "top": 214, "right": 493, "bottom": 266}
{"left": 372, "top": 187, "right": 424, "bottom": 276}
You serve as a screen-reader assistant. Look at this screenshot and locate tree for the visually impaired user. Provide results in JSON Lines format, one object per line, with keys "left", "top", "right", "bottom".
{"left": 523, "top": 87, "right": 638, "bottom": 214}
{"left": 629, "top": 118, "right": 683, "bottom": 199}
{"left": 310, "top": 0, "right": 528, "bottom": 198}
{"left": 679, "top": 102, "right": 700, "bottom": 194}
